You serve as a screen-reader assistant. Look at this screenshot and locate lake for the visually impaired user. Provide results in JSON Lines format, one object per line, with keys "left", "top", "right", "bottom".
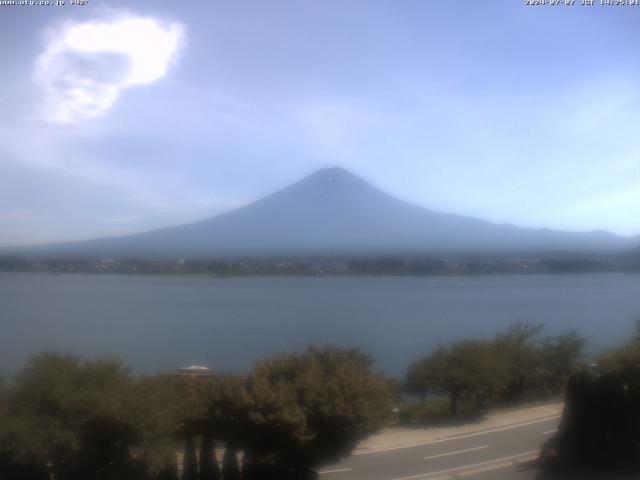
{"left": 1, "top": 272, "right": 639, "bottom": 377}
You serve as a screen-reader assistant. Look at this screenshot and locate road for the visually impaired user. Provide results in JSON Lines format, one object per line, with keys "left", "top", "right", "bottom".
{"left": 317, "top": 414, "right": 560, "bottom": 480}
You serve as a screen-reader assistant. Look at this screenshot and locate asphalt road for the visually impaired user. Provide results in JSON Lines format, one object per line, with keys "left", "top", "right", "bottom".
{"left": 317, "top": 415, "right": 560, "bottom": 480}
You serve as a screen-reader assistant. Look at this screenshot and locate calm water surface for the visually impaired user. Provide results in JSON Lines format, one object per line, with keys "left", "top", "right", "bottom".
{"left": 1, "top": 272, "right": 639, "bottom": 376}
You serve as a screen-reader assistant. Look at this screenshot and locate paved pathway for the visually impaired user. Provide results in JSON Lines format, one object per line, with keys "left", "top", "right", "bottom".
{"left": 318, "top": 403, "right": 564, "bottom": 480}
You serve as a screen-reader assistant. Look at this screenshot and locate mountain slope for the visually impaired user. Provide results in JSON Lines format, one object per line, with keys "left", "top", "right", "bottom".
{"left": 11, "top": 167, "right": 638, "bottom": 258}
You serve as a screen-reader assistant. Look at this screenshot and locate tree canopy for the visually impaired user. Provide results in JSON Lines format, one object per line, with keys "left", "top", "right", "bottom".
{"left": 406, "top": 340, "right": 509, "bottom": 414}
{"left": 0, "top": 347, "right": 392, "bottom": 480}
{"left": 541, "top": 326, "right": 640, "bottom": 474}
{"left": 406, "top": 323, "right": 585, "bottom": 414}
{"left": 238, "top": 347, "right": 391, "bottom": 478}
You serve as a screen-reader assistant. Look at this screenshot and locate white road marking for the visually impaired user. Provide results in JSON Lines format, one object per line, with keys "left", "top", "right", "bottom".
{"left": 390, "top": 449, "right": 540, "bottom": 480}
{"left": 423, "top": 445, "right": 488, "bottom": 460}
{"left": 353, "top": 415, "right": 560, "bottom": 455}
{"left": 541, "top": 429, "right": 557, "bottom": 435}
{"left": 318, "top": 468, "right": 353, "bottom": 475}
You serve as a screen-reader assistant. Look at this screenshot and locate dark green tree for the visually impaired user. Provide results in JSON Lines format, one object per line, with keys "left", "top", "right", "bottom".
{"left": 493, "top": 322, "right": 545, "bottom": 400}
{"left": 1, "top": 380, "right": 49, "bottom": 480}
{"left": 182, "top": 433, "right": 199, "bottom": 480}
{"left": 1, "top": 353, "right": 197, "bottom": 480}
{"left": 198, "top": 432, "right": 220, "bottom": 480}
{"left": 542, "top": 349, "right": 640, "bottom": 474}
{"left": 4, "top": 353, "right": 142, "bottom": 480}
{"left": 154, "top": 457, "right": 180, "bottom": 480}
{"left": 539, "top": 330, "right": 585, "bottom": 394}
{"left": 240, "top": 451, "right": 270, "bottom": 480}
{"left": 221, "top": 446, "right": 241, "bottom": 480}
{"left": 243, "top": 346, "right": 392, "bottom": 475}
{"left": 406, "top": 340, "right": 509, "bottom": 414}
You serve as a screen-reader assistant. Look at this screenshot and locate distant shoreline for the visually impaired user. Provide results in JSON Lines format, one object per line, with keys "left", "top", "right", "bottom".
{"left": 1, "top": 253, "right": 639, "bottom": 277}
{"left": 0, "top": 268, "right": 637, "bottom": 279}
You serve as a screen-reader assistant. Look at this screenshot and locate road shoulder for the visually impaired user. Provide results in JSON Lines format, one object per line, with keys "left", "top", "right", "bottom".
{"left": 354, "top": 402, "right": 563, "bottom": 455}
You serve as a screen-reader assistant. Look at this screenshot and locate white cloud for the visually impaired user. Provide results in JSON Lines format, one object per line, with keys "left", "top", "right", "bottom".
{"left": 33, "top": 13, "right": 184, "bottom": 124}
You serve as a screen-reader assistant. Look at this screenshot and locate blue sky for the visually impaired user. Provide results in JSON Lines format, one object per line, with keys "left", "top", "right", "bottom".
{"left": 1, "top": 1, "right": 639, "bottom": 246}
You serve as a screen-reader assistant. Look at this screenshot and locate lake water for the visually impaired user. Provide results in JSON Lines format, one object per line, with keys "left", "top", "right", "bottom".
{"left": 1, "top": 272, "right": 639, "bottom": 377}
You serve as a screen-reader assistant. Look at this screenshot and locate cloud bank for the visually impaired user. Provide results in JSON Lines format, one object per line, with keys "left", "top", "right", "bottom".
{"left": 33, "top": 14, "right": 184, "bottom": 124}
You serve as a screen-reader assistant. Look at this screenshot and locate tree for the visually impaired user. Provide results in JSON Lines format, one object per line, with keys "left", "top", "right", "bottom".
{"left": 493, "top": 322, "right": 545, "bottom": 401}
{"left": 526, "top": 323, "right": 637, "bottom": 474}
{"left": 2, "top": 347, "right": 392, "bottom": 480}
{"left": 4, "top": 353, "right": 144, "bottom": 480}
{"left": 0, "top": 353, "right": 194, "bottom": 480}
{"left": 198, "top": 432, "right": 220, "bottom": 480}
{"left": 542, "top": 355, "right": 640, "bottom": 474}
{"left": 154, "top": 459, "right": 180, "bottom": 480}
{"left": 493, "top": 323, "right": 585, "bottom": 400}
{"left": 241, "top": 347, "right": 392, "bottom": 476}
{"left": 182, "top": 433, "right": 199, "bottom": 480}
{"left": 124, "top": 375, "right": 202, "bottom": 477}
{"left": 201, "top": 375, "right": 249, "bottom": 446}
{"left": 539, "top": 330, "right": 585, "bottom": 394}
{"left": 406, "top": 340, "right": 509, "bottom": 414}
{"left": 0, "top": 377, "right": 50, "bottom": 480}
{"left": 221, "top": 446, "right": 241, "bottom": 480}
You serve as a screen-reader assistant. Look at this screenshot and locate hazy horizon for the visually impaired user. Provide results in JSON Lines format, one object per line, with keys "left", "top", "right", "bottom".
{"left": 3, "top": 166, "right": 639, "bottom": 250}
{"left": 2, "top": 2, "right": 640, "bottom": 247}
